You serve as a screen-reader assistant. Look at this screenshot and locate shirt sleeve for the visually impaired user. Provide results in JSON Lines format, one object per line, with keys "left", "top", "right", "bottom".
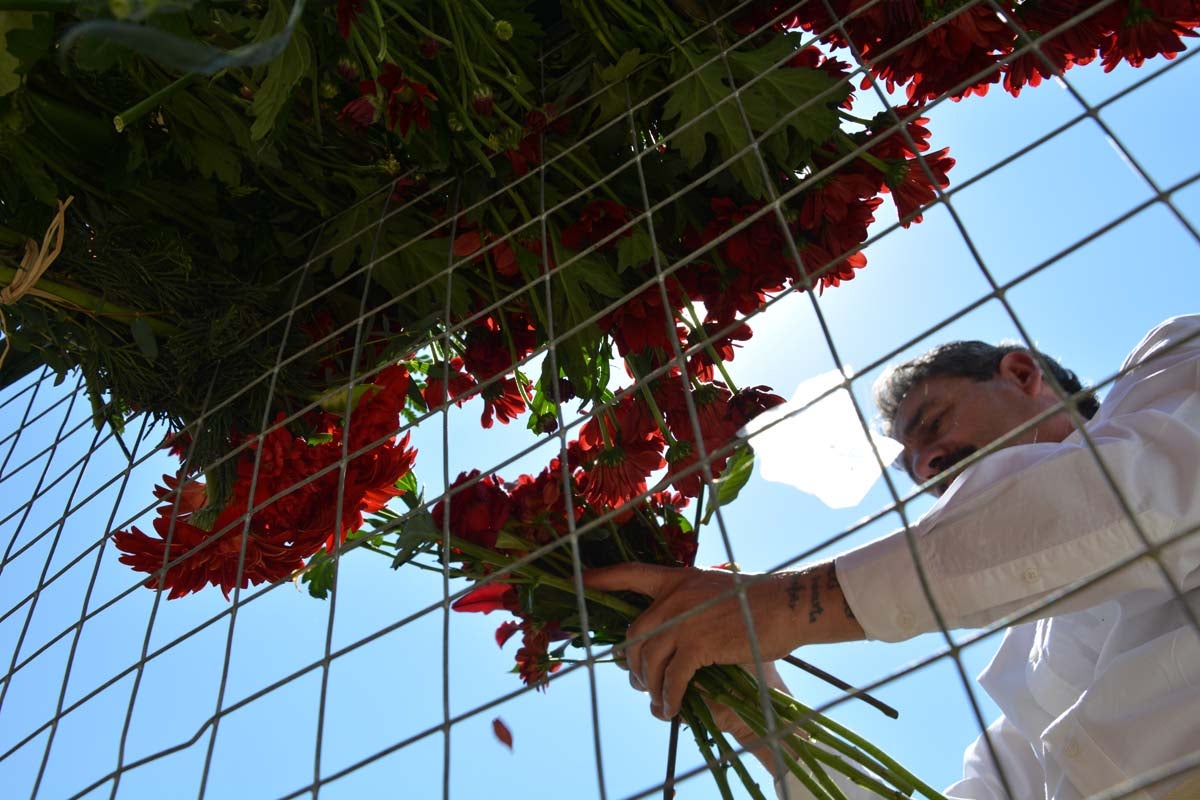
{"left": 837, "top": 315, "right": 1200, "bottom": 642}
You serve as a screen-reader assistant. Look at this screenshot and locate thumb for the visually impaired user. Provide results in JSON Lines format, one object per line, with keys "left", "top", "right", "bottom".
{"left": 582, "top": 562, "right": 677, "bottom": 598}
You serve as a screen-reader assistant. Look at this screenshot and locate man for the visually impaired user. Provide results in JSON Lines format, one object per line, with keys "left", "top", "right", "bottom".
{"left": 586, "top": 314, "right": 1200, "bottom": 799}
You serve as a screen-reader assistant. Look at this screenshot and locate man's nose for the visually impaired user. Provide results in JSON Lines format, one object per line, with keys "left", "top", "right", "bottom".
{"left": 913, "top": 445, "right": 951, "bottom": 484}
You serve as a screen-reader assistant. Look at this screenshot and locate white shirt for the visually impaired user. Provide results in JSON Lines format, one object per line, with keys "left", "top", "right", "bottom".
{"left": 779, "top": 315, "right": 1200, "bottom": 800}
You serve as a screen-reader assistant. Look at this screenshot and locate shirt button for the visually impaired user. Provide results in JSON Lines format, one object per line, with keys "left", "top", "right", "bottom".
{"left": 1022, "top": 567, "right": 1039, "bottom": 584}
{"left": 1063, "top": 739, "right": 1081, "bottom": 759}
{"left": 896, "top": 611, "right": 915, "bottom": 631}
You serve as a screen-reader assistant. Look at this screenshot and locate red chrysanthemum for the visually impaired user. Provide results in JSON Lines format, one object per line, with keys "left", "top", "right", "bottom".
{"left": 118, "top": 368, "right": 419, "bottom": 599}
{"left": 360, "top": 63, "right": 438, "bottom": 137}
{"left": 432, "top": 470, "right": 511, "bottom": 548}
{"left": 561, "top": 199, "right": 632, "bottom": 252}
{"left": 1101, "top": 0, "right": 1198, "bottom": 70}
{"left": 113, "top": 475, "right": 307, "bottom": 600}
{"left": 480, "top": 375, "right": 529, "bottom": 429}
{"left": 575, "top": 396, "right": 666, "bottom": 510}
{"left": 882, "top": 148, "right": 955, "bottom": 227}
{"left": 728, "top": 385, "right": 786, "bottom": 427}
{"left": 505, "top": 134, "right": 541, "bottom": 176}
{"left": 338, "top": 96, "right": 376, "bottom": 129}
{"left": 508, "top": 462, "right": 578, "bottom": 544}
{"left": 514, "top": 620, "right": 567, "bottom": 689}
{"left": 664, "top": 438, "right": 729, "bottom": 500}
{"left": 686, "top": 321, "right": 752, "bottom": 381}
{"left": 336, "top": 0, "right": 364, "bottom": 39}
{"left": 424, "top": 357, "right": 477, "bottom": 410}
{"left": 600, "top": 283, "right": 686, "bottom": 357}
{"left": 462, "top": 315, "right": 537, "bottom": 381}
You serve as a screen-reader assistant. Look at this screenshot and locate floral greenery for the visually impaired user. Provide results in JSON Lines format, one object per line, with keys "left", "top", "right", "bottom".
{"left": 1, "top": 0, "right": 1196, "bottom": 796}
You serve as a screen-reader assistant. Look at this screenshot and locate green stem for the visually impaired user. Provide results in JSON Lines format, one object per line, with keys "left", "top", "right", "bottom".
{"left": 794, "top": 744, "right": 848, "bottom": 800}
{"left": 573, "top": 0, "right": 620, "bottom": 60}
{"left": 309, "top": 71, "right": 324, "bottom": 144}
{"left": 444, "top": 533, "right": 642, "bottom": 618}
{"left": 679, "top": 297, "right": 740, "bottom": 391}
{"left": 368, "top": 0, "right": 389, "bottom": 61}
{"left": 463, "top": 0, "right": 493, "bottom": 24}
{"left": 840, "top": 130, "right": 890, "bottom": 175}
{"left": 114, "top": 73, "right": 196, "bottom": 132}
{"left": 837, "top": 110, "right": 877, "bottom": 127}
{"left": 0, "top": 264, "right": 180, "bottom": 337}
{"left": 682, "top": 699, "right": 737, "bottom": 800}
{"left": 630, "top": 367, "right": 677, "bottom": 448}
{"left": 688, "top": 691, "right": 770, "bottom": 800}
{"left": 475, "top": 55, "right": 532, "bottom": 108}
{"left": 769, "top": 689, "right": 941, "bottom": 798}
{"left": 442, "top": 1, "right": 482, "bottom": 89}
{"left": 700, "top": 667, "right": 923, "bottom": 799}
{"left": 353, "top": 26, "right": 383, "bottom": 78}
{"left": 805, "top": 744, "right": 909, "bottom": 800}
{"left": 379, "top": 0, "right": 453, "bottom": 48}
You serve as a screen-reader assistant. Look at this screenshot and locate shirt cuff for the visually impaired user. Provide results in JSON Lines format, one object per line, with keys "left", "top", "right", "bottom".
{"left": 835, "top": 531, "right": 944, "bottom": 642}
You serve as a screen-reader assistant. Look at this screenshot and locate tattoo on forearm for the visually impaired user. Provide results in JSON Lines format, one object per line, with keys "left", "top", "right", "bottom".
{"left": 787, "top": 574, "right": 802, "bottom": 610}
{"left": 808, "top": 573, "right": 824, "bottom": 624}
{"left": 824, "top": 562, "right": 856, "bottom": 620}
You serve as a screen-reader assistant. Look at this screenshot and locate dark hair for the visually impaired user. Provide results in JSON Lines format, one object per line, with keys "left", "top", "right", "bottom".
{"left": 873, "top": 340, "right": 1100, "bottom": 437}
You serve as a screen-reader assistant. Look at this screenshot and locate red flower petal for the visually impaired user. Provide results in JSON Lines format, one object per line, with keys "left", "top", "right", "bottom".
{"left": 495, "top": 620, "right": 521, "bottom": 648}
{"left": 451, "top": 582, "right": 517, "bottom": 613}
{"left": 453, "top": 230, "right": 483, "bottom": 257}
{"left": 492, "top": 717, "right": 513, "bottom": 751}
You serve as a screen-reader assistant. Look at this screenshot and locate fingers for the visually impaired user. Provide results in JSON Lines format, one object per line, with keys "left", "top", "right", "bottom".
{"left": 625, "top": 592, "right": 700, "bottom": 720}
{"left": 639, "top": 634, "right": 677, "bottom": 719}
{"left": 586, "top": 564, "right": 686, "bottom": 706}
{"left": 661, "top": 647, "right": 697, "bottom": 720}
{"left": 582, "top": 562, "right": 676, "bottom": 597}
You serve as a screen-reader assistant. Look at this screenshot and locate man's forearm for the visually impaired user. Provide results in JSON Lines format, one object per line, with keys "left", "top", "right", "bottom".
{"left": 774, "top": 561, "right": 865, "bottom": 648}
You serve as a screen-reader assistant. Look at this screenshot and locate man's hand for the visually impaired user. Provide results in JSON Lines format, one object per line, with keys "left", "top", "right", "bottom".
{"left": 583, "top": 561, "right": 864, "bottom": 720}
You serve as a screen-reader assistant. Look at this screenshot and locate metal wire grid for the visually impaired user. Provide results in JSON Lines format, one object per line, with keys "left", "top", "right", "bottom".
{"left": 0, "top": 0, "right": 1197, "bottom": 796}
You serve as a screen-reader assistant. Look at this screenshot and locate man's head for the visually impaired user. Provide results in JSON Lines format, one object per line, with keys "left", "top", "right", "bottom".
{"left": 874, "top": 341, "right": 1099, "bottom": 494}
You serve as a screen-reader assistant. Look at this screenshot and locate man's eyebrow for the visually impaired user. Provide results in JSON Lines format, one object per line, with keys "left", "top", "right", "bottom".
{"left": 902, "top": 398, "right": 934, "bottom": 441}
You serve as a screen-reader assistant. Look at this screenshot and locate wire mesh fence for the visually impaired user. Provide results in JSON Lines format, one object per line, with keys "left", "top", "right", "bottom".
{"left": 1, "top": 0, "right": 1199, "bottom": 798}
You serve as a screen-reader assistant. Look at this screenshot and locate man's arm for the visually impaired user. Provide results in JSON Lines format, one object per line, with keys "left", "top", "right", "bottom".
{"left": 583, "top": 560, "right": 863, "bottom": 720}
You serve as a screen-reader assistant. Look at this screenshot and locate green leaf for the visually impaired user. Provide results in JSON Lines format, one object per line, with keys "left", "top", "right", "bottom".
{"left": 661, "top": 47, "right": 761, "bottom": 197}
{"left": 391, "top": 509, "right": 439, "bottom": 569}
{"left": 616, "top": 224, "right": 654, "bottom": 272}
{"left": 187, "top": 133, "right": 242, "bottom": 185}
{"left": 320, "top": 202, "right": 373, "bottom": 278}
{"left": 7, "top": 143, "right": 58, "bottom": 204}
{"left": 249, "top": 0, "right": 311, "bottom": 141}
{"left": 525, "top": 371, "right": 559, "bottom": 434}
{"left": 728, "top": 39, "right": 846, "bottom": 153}
{"left": 395, "top": 469, "right": 418, "bottom": 497}
{"left": 703, "top": 444, "right": 754, "bottom": 524}
{"left": 129, "top": 317, "right": 158, "bottom": 361}
{"left": 599, "top": 48, "right": 651, "bottom": 84}
{"left": 298, "top": 550, "right": 335, "bottom": 599}
{"left": 59, "top": 0, "right": 307, "bottom": 76}
{"left": 316, "top": 383, "right": 374, "bottom": 414}
{"left": 567, "top": 252, "right": 623, "bottom": 299}
{"left": 1, "top": 12, "right": 51, "bottom": 95}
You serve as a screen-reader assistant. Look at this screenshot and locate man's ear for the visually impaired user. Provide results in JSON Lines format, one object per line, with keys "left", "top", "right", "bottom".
{"left": 997, "top": 351, "right": 1044, "bottom": 397}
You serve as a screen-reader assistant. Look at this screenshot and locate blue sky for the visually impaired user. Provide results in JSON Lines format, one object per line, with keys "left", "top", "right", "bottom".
{"left": 1, "top": 39, "right": 1198, "bottom": 800}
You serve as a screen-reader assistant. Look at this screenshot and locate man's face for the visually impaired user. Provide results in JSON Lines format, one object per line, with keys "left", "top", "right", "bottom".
{"left": 890, "top": 353, "right": 1068, "bottom": 495}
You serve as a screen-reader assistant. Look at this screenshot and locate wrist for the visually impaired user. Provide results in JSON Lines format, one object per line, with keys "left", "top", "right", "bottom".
{"left": 773, "top": 561, "right": 864, "bottom": 650}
